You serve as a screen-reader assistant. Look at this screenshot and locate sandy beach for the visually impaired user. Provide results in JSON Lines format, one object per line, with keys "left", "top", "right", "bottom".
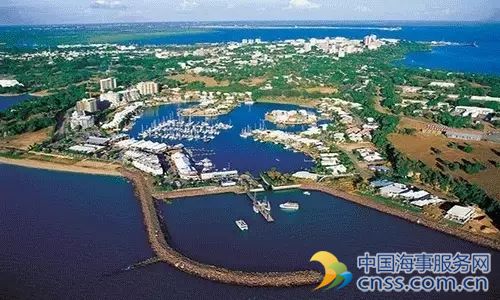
{"left": 0, "top": 157, "right": 122, "bottom": 177}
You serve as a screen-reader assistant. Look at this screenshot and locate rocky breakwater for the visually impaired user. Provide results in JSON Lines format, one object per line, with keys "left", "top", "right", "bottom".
{"left": 120, "top": 168, "right": 322, "bottom": 287}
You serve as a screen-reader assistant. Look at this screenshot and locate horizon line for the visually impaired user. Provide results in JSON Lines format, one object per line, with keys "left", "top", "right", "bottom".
{"left": 1, "top": 19, "right": 499, "bottom": 27}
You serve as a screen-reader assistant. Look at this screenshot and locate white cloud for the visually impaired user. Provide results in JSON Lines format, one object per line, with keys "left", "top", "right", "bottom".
{"left": 287, "top": 0, "right": 320, "bottom": 9}
{"left": 179, "top": 0, "right": 199, "bottom": 11}
{"left": 90, "top": 0, "right": 126, "bottom": 10}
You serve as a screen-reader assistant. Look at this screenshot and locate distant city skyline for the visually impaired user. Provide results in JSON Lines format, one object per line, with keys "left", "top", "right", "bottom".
{"left": 0, "top": 0, "right": 499, "bottom": 25}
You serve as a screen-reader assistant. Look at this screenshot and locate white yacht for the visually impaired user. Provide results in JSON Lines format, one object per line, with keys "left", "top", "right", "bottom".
{"left": 235, "top": 220, "right": 248, "bottom": 231}
{"left": 303, "top": 191, "right": 311, "bottom": 196}
{"left": 239, "top": 126, "right": 253, "bottom": 138}
{"left": 279, "top": 202, "right": 299, "bottom": 211}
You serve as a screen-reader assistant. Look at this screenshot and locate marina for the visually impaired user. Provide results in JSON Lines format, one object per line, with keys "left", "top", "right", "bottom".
{"left": 139, "top": 118, "right": 232, "bottom": 143}
{"left": 248, "top": 192, "right": 274, "bottom": 222}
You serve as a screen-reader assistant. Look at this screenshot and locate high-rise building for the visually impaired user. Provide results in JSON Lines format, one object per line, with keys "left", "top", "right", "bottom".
{"left": 75, "top": 98, "right": 98, "bottom": 113}
{"left": 118, "top": 88, "right": 141, "bottom": 102}
{"left": 100, "top": 91, "right": 121, "bottom": 107}
{"left": 99, "top": 77, "right": 117, "bottom": 92}
{"left": 363, "top": 35, "right": 378, "bottom": 47}
{"left": 136, "top": 81, "right": 159, "bottom": 96}
{"left": 69, "top": 111, "right": 95, "bottom": 130}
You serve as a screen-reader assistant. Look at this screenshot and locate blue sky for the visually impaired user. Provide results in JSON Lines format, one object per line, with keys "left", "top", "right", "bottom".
{"left": 1, "top": 0, "right": 499, "bottom": 25}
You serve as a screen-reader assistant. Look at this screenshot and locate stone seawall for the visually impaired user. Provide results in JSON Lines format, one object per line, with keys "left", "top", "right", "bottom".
{"left": 121, "top": 168, "right": 322, "bottom": 287}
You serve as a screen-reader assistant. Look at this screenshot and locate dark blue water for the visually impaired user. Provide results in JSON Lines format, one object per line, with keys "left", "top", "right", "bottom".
{"left": 1, "top": 164, "right": 498, "bottom": 299}
{"left": 0, "top": 94, "right": 31, "bottom": 112}
{"left": 129, "top": 103, "right": 315, "bottom": 175}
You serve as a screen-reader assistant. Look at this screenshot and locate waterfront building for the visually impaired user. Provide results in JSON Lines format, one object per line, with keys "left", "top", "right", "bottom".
{"left": 124, "top": 150, "right": 163, "bottom": 176}
{"left": 379, "top": 183, "right": 408, "bottom": 198}
{"left": 68, "top": 144, "right": 103, "bottom": 154}
{"left": 136, "top": 81, "right": 159, "bottom": 96}
{"left": 200, "top": 170, "right": 238, "bottom": 181}
{"left": 100, "top": 77, "right": 117, "bottom": 92}
{"left": 118, "top": 88, "right": 141, "bottom": 102}
{"left": 0, "top": 79, "right": 22, "bottom": 87}
{"left": 171, "top": 152, "right": 199, "bottom": 180}
{"left": 292, "top": 171, "right": 319, "bottom": 181}
{"left": 445, "top": 205, "right": 475, "bottom": 224}
{"left": 101, "top": 102, "right": 143, "bottom": 130}
{"left": 100, "top": 91, "right": 121, "bottom": 107}
{"left": 76, "top": 98, "right": 98, "bottom": 113}
{"left": 69, "top": 111, "right": 95, "bottom": 130}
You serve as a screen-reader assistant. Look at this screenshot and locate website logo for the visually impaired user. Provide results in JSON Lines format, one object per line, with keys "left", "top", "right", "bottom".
{"left": 310, "top": 251, "right": 353, "bottom": 290}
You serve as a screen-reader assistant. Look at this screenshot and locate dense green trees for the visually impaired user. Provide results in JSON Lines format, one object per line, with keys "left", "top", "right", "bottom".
{"left": 0, "top": 85, "right": 85, "bottom": 136}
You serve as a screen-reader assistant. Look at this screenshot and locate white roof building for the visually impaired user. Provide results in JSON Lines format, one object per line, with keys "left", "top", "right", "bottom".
{"left": 379, "top": 183, "right": 408, "bottom": 198}
{"left": 445, "top": 205, "right": 475, "bottom": 224}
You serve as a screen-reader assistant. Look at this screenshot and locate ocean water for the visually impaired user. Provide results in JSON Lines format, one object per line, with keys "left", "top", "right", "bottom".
{"left": 128, "top": 102, "right": 316, "bottom": 175}
{"left": 0, "top": 94, "right": 31, "bottom": 112}
{"left": 2, "top": 22, "right": 498, "bottom": 74}
{"left": 1, "top": 164, "right": 498, "bottom": 299}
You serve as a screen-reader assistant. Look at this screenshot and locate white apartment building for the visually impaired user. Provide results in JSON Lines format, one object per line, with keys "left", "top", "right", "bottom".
{"left": 100, "top": 77, "right": 117, "bottom": 92}
{"left": 75, "top": 98, "right": 98, "bottom": 113}
{"left": 136, "top": 81, "right": 159, "bottom": 96}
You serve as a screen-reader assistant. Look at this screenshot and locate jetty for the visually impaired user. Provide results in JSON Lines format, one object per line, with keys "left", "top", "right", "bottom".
{"left": 247, "top": 192, "right": 274, "bottom": 222}
{"left": 120, "top": 168, "right": 321, "bottom": 287}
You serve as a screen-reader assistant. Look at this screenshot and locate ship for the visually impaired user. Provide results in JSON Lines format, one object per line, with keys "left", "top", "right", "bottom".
{"left": 239, "top": 126, "right": 253, "bottom": 138}
{"left": 279, "top": 202, "right": 299, "bottom": 211}
{"left": 235, "top": 219, "right": 248, "bottom": 231}
{"left": 303, "top": 191, "right": 311, "bottom": 196}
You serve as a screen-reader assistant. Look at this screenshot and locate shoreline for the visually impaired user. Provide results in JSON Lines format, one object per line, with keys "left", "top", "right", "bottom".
{"left": 0, "top": 156, "right": 122, "bottom": 177}
{"left": 301, "top": 183, "right": 500, "bottom": 252}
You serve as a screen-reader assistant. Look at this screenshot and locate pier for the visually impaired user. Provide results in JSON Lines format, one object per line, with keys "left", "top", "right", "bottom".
{"left": 120, "top": 168, "right": 321, "bottom": 287}
{"left": 247, "top": 192, "right": 274, "bottom": 222}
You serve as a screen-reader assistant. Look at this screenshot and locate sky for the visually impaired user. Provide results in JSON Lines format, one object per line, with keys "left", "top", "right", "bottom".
{"left": 0, "top": 0, "right": 499, "bottom": 25}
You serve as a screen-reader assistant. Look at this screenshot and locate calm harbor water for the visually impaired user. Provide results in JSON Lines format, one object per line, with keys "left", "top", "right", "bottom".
{"left": 0, "top": 94, "right": 31, "bottom": 112}
{"left": 128, "top": 102, "right": 316, "bottom": 175}
{"left": 1, "top": 164, "right": 498, "bottom": 299}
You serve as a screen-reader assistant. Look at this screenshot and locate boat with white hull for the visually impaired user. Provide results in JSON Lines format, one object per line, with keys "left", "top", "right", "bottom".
{"left": 279, "top": 202, "right": 299, "bottom": 211}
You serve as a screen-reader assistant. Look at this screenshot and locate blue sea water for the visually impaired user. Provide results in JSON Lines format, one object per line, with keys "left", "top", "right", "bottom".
{"left": 1, "top": 164, "right": 499, "bottom": 299}
{"left": 128, "top": 102, "right": 315, "bottom": 175}
{"left": 1, "top": 22, "right": 499, "bottom": 74}
{"left": 0, "top": 94, "right": 31, "bottom": 112}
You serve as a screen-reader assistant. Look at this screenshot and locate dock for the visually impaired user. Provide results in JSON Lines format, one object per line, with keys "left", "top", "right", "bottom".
{"left": 247, "top": 192, "right": 274, "bottom": 222}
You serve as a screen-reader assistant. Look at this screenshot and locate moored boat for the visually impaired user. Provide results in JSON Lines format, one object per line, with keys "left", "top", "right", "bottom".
{"left": 279, "top": 202, "right": 299, "bottom": 211}
{"left": 235, "top": 219, "right": 248, "bottom": 231}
